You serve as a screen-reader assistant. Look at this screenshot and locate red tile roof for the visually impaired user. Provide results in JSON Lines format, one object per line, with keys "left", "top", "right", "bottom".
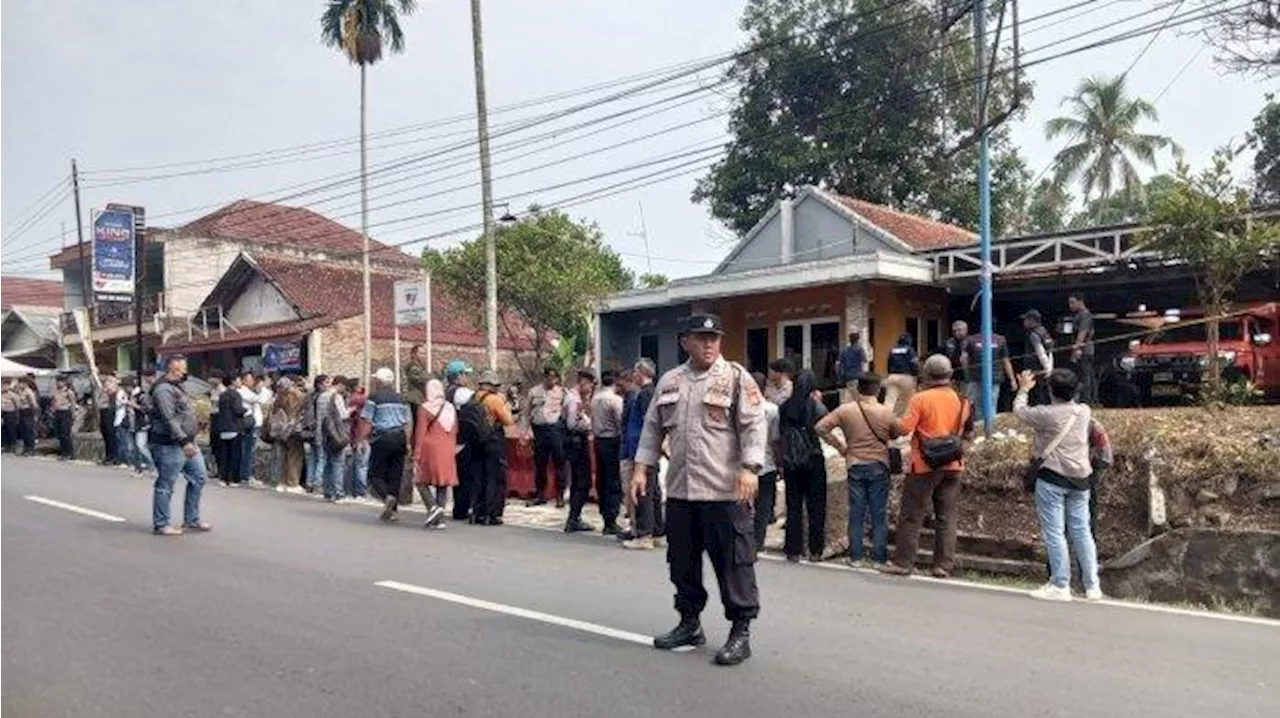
{"left": 252, "top": 256, "right": 537, "bottom": 351}
{"left": 830, "top": 194, "right": 977, "bottom": 251}
{"left": 178, "top": 200, "right": 418, "bottom": 267}
{"left": 1, "top": 276, "right": 63, "bottom": 310}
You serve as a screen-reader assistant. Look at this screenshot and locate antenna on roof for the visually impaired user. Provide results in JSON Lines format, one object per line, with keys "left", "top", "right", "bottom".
{"left": 627, "top": 200, "right": 653, "bottom": 274}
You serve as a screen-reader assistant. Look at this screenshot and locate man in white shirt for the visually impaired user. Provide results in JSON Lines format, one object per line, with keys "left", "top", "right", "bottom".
{"left": 237, "top": 371, "right": 264, "bottom": 486}
{"left": 750, "top": 372, "right": 781, "bottom": 549}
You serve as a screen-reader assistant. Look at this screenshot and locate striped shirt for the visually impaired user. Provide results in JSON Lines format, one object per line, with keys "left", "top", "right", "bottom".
{"left": 360, "top": 388, "right": 412, "bottom": 435}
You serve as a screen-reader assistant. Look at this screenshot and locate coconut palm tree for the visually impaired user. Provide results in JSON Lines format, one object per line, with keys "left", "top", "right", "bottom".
{"left": 1045, "top": 75, "right": 1180, "bottom": 213}
{"left": 320, "top": 0, "right": 417, "bottom": 384}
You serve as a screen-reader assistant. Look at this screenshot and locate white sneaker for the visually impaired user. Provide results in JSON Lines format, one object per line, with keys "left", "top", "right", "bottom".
{"left": 621, "top": 536, "right": 655, "bottom": 550}
{"left": 1084, "top": 587, "right": 1104, "bottom": 602}
{"left": 423, "top": 506, "right": 446, "bottom": 529}
{"left": 1029, "top": 583, "right": 1073, "bottom": 602}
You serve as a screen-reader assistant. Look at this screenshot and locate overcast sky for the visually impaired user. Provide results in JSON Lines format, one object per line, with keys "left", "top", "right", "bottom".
{"left": 1, "top": 0, "right": 1269, "bottom": 282}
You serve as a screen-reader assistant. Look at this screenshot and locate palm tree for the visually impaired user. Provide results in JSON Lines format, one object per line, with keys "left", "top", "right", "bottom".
{"left": 320, "top": 0, "right": 417, "bottom": 384}
{"left": 1045, "top": 75, "right": 1180, "bottom": 213}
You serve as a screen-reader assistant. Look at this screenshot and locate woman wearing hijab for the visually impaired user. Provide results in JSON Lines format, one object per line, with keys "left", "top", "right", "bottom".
{"left": 411, "top": 378, "right": 455, "bottom": 529}
{"left": 779, "top": 369, "right": 829, "bottom": 562}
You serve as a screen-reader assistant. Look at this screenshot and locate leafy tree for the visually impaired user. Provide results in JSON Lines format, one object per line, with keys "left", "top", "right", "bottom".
{"left": 320, "top": 0, "right": 417, "bottom": 381}
{"left": 1247, "top": 94, "right": 1280, "bottom": 202}
{"left": 1145, "top": 149, "right": 1280, "bottom": 397}
{"left": 1196, "top": 0, "right": 1279, "bottom": 77}
{"left": 1068, "top": 174, "right": 1179, "bottom": 228}
{"left": 424, "top": 209, "right": 634, "bottom": 380}
{"left": 638, "top": 273, "right": 669, "bottom": 288}
{"left": 693, "top": 0, "right": 1031, "bottom": 236}
{"left": 1046, "top": 75, "right": 1180, "bottom": 213}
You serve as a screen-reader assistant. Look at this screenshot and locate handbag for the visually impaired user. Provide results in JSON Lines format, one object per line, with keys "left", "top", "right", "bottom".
{"left": 1021, "top": 413, "right": 1079, "bottom": 493}
{"left": 856, "top": 400, "right": 902, "bottom": 475}
{"left": 919, "top": 390, "right": 969, "bottom": 468}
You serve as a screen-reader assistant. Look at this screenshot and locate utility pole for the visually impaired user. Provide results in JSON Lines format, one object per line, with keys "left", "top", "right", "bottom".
{"left": 633, "top": 200, "right": 653, "bottom": 275}
{"left": 361, "top": 64, "right": 372, "bottom": 386}
{"left": 470, "top": 0, "right": 498, "bottom": 371}
{"left": 133, "top": 208, "right": 145, "bottom": 375}
{"left": 974, "top": 0, "right": 995, "bottom": 435}
{"left": 71, "top": 160, "right": 89, "bottom": 308}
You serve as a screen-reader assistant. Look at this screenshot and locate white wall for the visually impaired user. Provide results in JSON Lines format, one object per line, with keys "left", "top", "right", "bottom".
{"left": 225, "top": 274, "right": 299, "bottom": 326}
{"left": 162, "top": 236, "right": 244, "bottom": 317}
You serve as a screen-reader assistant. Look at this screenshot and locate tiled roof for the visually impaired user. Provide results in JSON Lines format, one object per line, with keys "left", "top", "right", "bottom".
{"left": 252, "top": 256, "right": 537, "bottom": 350}
{"left": 1, "top": 276, "right": 63, "bottom": 310}
{"left": 830, "top": 194, "right": 977, "bottom": 250}
{"left": 177, "top": 200, "right": 418, "bottom": 267}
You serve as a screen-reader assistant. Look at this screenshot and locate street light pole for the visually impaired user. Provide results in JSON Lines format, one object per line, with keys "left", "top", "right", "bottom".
{"left": 469, "top": 0, "right": 498, "bottom": 371}
{"left": 975, "top": 0, "right": 995, "bottom": 435}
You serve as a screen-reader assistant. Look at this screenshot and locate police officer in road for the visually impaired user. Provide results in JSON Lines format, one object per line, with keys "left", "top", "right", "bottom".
{"left": 630, "top": 313, "right": 767, "bottom": 666}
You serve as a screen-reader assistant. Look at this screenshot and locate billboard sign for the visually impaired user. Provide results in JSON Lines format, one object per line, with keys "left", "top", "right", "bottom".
{"left": 262, "top": 342, "right": 303, "bottom": 372}
{"left": 394, "top": 277, "right": 427, "bottom": 326}
{"left": 92, "top": 207, "right": 136, "bottom": 301}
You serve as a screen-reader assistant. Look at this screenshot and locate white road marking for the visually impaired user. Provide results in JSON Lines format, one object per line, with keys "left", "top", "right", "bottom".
{"left": 23, "top": 495, "right": 127, "bottom": 523}
{"left": 376, "top": 580, "right": 663, "bottom": 647}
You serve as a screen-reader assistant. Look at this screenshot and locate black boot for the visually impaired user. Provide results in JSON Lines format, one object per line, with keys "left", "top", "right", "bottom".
{"left": 653, "top": 615, "right": 705, "bottom": 650}
{"left": 714, "top": 620, "right": 752, "bottom": 666}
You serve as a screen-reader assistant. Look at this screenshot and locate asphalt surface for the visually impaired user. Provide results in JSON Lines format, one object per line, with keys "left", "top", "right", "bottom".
{"left": 2, "top": 456, "right": 1277, "bottom": 718}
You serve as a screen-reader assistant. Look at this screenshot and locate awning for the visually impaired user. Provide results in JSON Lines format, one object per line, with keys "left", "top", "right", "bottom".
{"left": 1, "top": 356, "right": 57, "bottom": 378}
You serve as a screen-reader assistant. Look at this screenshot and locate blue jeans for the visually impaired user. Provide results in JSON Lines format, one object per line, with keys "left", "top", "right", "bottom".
{"left": 1034, "top": 478, "right": 1100, "bottom": 591}
{"left": 346, "top": 443, "right": 369, "bottom": 498}
{"left": 967, "top": 381, "right": 1002, "bottom": 421}
{"left": 305, "top": 442, "right": 323, "bottom": 490}
{"left": 240, "top": 427, "right": 258, "bottom": 483}
{"left": 134, "top": 431, "right": 155, "bottom": 471}
{"left": 114, "top": 424, "right": 133, "bottom": 464}
{"left": 321, "top": 445, "right": 349, "bottom": 499}
{"left": 152, "top": 443, "right": 207, "bottom": 529}
{"left": 847, "top": 463, "right": 891, "bottom": 563}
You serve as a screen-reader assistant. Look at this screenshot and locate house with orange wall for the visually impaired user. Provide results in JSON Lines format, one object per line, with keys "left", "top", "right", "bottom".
{"left": 594, "top": 185, "right": 976, "bottom": 387}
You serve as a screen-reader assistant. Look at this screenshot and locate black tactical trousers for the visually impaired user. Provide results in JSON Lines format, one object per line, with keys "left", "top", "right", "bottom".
{"left": 532, "top": 423, "right": 568, "bottom": 499}
{"left": 567, "top": 432, "right": 592, "bottom": 521}
{"left": 665, "top": 499, "right": 760, "bottom": 622}
{"left": 594, "top": 436, "right": 622, "bottom": 527}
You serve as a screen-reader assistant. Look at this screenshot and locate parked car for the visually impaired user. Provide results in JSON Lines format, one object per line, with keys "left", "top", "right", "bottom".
{"left": 1120, "top": 303, "right": 1279, "bottom": 404}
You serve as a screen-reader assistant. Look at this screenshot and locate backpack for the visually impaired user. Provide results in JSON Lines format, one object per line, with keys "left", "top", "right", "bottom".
{"left": 457, "top": 393, "right": 497, "bottom": 450}
{"left": 266, "top": 406, "right": 296, "bottom": 444}
{"left": 781, "top": 423, "right": 820, "bottom": 471}
{"left": 300, "top": 392, "right": 319, "bottom": 441}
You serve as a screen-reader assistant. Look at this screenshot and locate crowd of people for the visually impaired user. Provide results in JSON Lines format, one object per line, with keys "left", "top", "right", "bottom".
{"left": 7, "top": 301, "right": 1112, "bottom": 611}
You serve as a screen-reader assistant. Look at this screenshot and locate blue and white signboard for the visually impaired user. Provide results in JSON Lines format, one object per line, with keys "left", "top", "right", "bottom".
{"left": 92, "top": 207, "right": 136, "bottom": 300}
{"left": 262, "top": 342, "right": 302, "bottom": 372}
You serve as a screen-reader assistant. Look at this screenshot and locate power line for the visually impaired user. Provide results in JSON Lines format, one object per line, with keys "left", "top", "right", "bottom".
{"left": 1153, "top": 44, "right": 1205, "bottom": 103}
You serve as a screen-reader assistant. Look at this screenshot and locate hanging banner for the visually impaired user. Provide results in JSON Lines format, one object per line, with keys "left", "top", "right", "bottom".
{"left": 394, "top": 277, "right": 427, "bottom": 326}
{"left": 91, "top": 207, "right": 136, "bottom": 301}
{"left": 262, "top": 342, "right": 302, "bottom": 372}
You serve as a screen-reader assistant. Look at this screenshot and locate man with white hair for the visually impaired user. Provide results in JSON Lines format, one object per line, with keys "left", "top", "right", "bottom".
{"left": 356, "top": 367, "right": 437, "bottom": 524}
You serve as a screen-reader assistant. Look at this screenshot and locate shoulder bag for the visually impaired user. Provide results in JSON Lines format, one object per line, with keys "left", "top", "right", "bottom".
{"left": 919, "top": 389, "right": 969, "bottom": 469}
{"left": 856, "top": 401, "right": 902, "bottom": 475}
{"left": 1021, "top": 412, "right": 1079, "bottom": 493}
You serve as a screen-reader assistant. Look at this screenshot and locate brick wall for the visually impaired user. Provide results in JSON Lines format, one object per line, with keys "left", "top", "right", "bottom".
{"left": 316, "top": 315, "right": 538, "bottom": 383}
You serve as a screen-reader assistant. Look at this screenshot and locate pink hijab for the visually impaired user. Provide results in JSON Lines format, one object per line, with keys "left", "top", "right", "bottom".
{"left": 423, "top": 379, "right": 457, "bottom": 432}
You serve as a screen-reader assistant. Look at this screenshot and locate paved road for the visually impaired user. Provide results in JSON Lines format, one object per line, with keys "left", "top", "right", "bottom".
{"left": 3, "top": 456, "right": 1276, "bottom": 718}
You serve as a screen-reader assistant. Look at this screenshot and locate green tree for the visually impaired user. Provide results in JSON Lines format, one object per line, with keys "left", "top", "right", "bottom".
{"left": 1045, "top": 75, "right": 1180, "bottom": 213}
{"left": 1146, "top": 149, "right": 1280, "bottom": 398}
{"left": 693, "top": 0, "right": 1031, "bottom": 236}
{"left": 1247, "top": 94, "right": 1280, "bottom": 202}
{"left": 320, "top": 0, "right": 417, "bottom": 381}
{"left": 638, "top": 273, "right": 669, "bottom": 288}
{"left": 424, "top": 209, "right": 634, "bottom": 380}
{"left": 1068, "top": 174, "right": 1180, "bottom": 228}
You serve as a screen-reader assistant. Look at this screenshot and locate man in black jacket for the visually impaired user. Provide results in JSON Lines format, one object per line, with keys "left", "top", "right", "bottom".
{"left": 149, "top": 355, "right": 210, "bottom": 536}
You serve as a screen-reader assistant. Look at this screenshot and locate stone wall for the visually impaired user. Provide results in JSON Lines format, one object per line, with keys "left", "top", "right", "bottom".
{"left": 316, "top": 315, "right": 535, "bottom": 382}
{"left": 1101, "top": 529, "right": 1280, "bottom": 617}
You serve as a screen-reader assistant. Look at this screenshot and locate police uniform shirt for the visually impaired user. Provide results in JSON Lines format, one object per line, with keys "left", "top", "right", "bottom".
{"left": 528, "top": 384, "right": 565, "bottom": 426}
{"left": 564, "top": 386, "right": 592, "bottom": 434}
{"left": 635, "top": 356, "right": 766, "bottom": 502}
{"left": 590, "top": 385, "right": 624, "bottom": 438}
